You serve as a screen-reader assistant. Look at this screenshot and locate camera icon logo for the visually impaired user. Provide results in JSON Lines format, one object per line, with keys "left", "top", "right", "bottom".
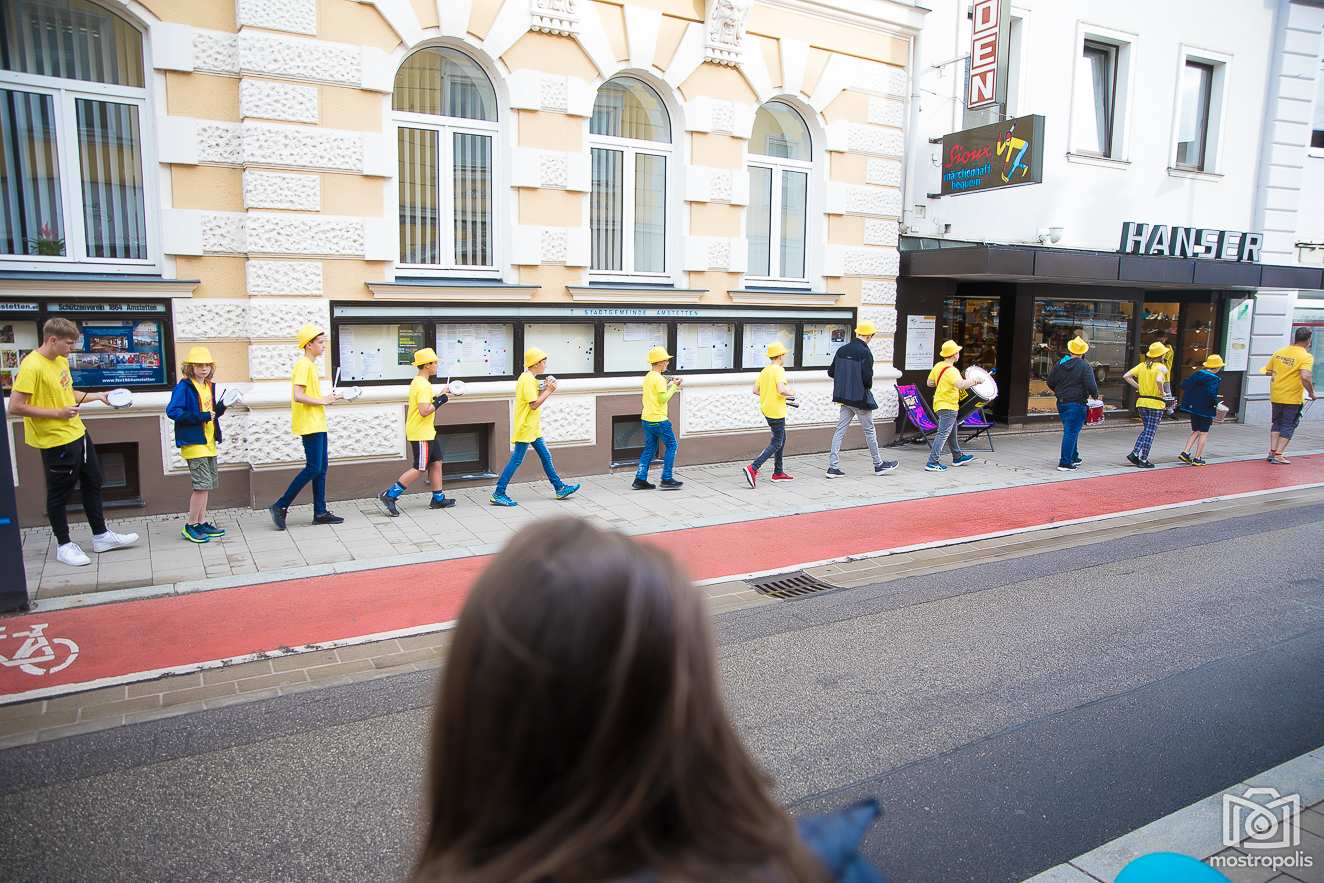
{"left": 1223, "top": 787, "right": 1301, "bottom": 850}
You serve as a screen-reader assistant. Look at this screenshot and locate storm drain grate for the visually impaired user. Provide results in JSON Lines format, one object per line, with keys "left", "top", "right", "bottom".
{"left": 747, "top": 571, "right": 835, "bottom": 600}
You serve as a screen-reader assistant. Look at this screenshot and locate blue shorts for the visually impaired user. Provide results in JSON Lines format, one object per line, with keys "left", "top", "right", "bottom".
{"left": 1189, "top": 415, "right": 1213, "bottom": 433}
{"left": 1271, "top": 403, "right": 1303, "bottom": 439}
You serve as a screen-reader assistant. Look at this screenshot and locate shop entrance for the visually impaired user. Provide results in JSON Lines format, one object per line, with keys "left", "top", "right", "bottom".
{"left": 1028, "top": 299, "right": 1134, "bottom": 415}
{"left": 940, "top": 296, "right": 1007, "bottom": 421}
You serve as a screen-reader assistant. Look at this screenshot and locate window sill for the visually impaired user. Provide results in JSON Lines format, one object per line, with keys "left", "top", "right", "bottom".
{"left": 1167, "top": 166, "right": 1223, "bottom": 182}
{"left": 1065, "top": 152, "right": 1131, "bottom": 170}
{"left": 567, "top": 285, "right": 707, "bottom": 304}
{"left": 1309, "top": 148, "right": 1324, "bottom": 159}
{"left": 728, "top": 288, "right": 844, "bottom": 307}
{"left": 365, "top": 279, "right": 540, "bottom": 301}
{"left": 0, "top": 272, "right": 197, "bottom": 299}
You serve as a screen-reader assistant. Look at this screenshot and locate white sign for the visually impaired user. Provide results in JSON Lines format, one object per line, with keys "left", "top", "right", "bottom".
{"left": 905, "top": 315, "right": 936, "bottom": 370}
{"left": 1224, "top": 298, "right": 1253, "bottom": 372}
{"left": 1119, "top": 222, "right": 1263, "bottom": 263}
{"left": 967, "top": 0, "right": 1008, "bottom": 110}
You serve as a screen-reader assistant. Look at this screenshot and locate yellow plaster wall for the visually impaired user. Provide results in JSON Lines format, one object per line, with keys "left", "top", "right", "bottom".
{"left": 517, "top": 111, "right": 586, "bottom": 151}
{"left": 679, "top": 62, "right": 757, "bottom": 104}
{"left": 166, "top": 73, "right": 240, "bottom": 122}
{"left": 755, "top": 35, "right": 782, "bottom": 91}
{"left": 171, "top": 166, "right": 245, "bottom": 212}
{"left": 802, "top": 48, "right": 832, "bottom": 99}
{"left": 689, "top": 203, "right": 743, "bottom": 238}
{"left": 519, "top": 265, "right": 585, "bottom": 300}
{"left": 467, "top": 0, "right": 503, "bottom": 41}
{"left": 690, "top": 133, "right": 746, "bottom": 168}
{"left": 747, "top": 8, "right": 908, "bottom": 67}
{"left": 822, "top": 90, "right": 872, "bottom": 126}
{"left": 591, "top": 0, "right": 701, "bottom": 20}
{"left": 319, "top": 86, "right": 386, "bottom": 132}
{"left": 140, "top": 0, "right": 235, "bottom": 30}
{"left": 829, "top": 153, "right": 871, "bottom": 184}
{"left": 593, "top": 2, "right": 629, "bottom": 62}
{"left": 409, "top": 0, "right": 439, "bottom": 30}
{"left": 173, "top": 257, "right": 246, "bottom": 299}
{"left": 829, "top": 215, "right": 865, "bottom": 245}
{"left": 325, "top": 261, "right": 391, "bottom": 298}
{"left": 172, "top": 340, "right": 250, "bottom": 382}
{"left": 518, "top": 189, "right": 586, "bottom": 226}
{"left": 317, "top": 0, "right": 401, "bottom": 51}
{"left": 654, "top": 16, "right": 691, "bottom": 73}
{"left": 686, "top": 271, "right": 742, "bottom": 302}
{"left": 502, "top": 31, "right": 599, "bottom": 79}
{"left": 321, "top": 174, "right": 385, "bottom": 216}
{"left": 832, "top": 276, "right": 861, "bottom": 303}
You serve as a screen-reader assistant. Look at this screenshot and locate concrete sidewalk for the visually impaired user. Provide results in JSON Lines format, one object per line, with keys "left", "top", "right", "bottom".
{"left": 18, "top": 419, "right": 1324, "bottom": 605}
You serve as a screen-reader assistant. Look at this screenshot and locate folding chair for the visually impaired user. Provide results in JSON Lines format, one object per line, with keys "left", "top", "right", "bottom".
{"left": 892, "top": 383, "right": 939, "bottom": 447}
{"left": 958, "top": 406, "right": 995, "bottom": 452}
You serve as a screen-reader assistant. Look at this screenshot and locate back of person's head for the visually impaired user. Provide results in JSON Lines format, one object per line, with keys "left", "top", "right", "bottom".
{"left": 1295, "top": 326, "right": 1313, "bottom": 343}
{"left": 42, "top": 317, "right": 78, "bottom": 342}
{"left": 416, "top": 518, "right": 824, "bottom": 883}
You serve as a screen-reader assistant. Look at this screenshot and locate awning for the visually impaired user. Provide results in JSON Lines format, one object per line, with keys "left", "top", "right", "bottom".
{"left": 900, "top": 239, "right": 1323, "bottom": 291}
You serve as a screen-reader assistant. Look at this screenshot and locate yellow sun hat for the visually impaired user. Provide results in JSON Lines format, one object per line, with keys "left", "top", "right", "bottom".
{"left": 647, "top": 345, "right": 672, "bottom": 364}
{"left": 855, "top": 320, "right": 877, "bottom": 336}
{"left": 296, "top": 324, "right": 324, "bottom": 349}
{"left": 1203, "top": 354, "right": 1225, "bottom": 370}
{"left": 1146, "top": 342, "right": 1168, "bottom": 359}
{"left": 766, "top": 341, "right": 788, "bottom": 359}
{"left": 939, "top": 340, "right": 962, "bottom": 358}
{"left": 524, "top": 346, "right": 549, "bottom": 369}
{"left": 183, "top": 345, "right": 214, "bottom": 365}
{"left": 1067, "top": 337, "right": 1089, "bottom": 356}
{"left": 412, "top": 347, "right": 439, "bottom": 367}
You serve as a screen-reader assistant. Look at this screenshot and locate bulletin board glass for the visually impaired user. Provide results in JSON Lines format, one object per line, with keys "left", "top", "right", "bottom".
{"left": 524, "top": 323, "right": 594, "bottom": 374}
{"left": 740, "top": 322, "right": 796, "bottom": 369}
{"left": 603, "top": 322, "right": 667, "bottom": 373}
{"left": 434, "top": 322, "right": 514, "bottom": 378}
{"left": 676, "top": 323, "right": 734, "bottom": 371}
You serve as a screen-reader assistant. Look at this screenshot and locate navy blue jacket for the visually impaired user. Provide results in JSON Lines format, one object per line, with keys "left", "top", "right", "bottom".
{"left": 828, "top": 339, "right": 878, "bottom": 411}
{"left": 166, "top": 378, "right": 228, "bottom": 448}
{"left": 1178, "top": 369, "right": 1222, "bottom": 419}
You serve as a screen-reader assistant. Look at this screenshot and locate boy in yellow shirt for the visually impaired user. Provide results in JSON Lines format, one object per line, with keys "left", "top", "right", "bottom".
{"left": 377, "top": 347, "right": 456, "bottom": 516}
{"left": 743, "top": 342, "right": 795, "bottom": 488}
{"left": 8, "top": 317, "right": 138, "bottom": 567}
{"left": 633, "top": 346, "right": 683, "bottom": 490}
{"left": 1262, "top": 326, "right": 1316, "bottom": 464}
{"left": 925, "top": 340, "right": 978, "bottom": 473}
{"left": 270, "top": 324, "right": 343, "bottom": 529}
{"left": 490, "top": 348, "right": 581, "bottom": 507}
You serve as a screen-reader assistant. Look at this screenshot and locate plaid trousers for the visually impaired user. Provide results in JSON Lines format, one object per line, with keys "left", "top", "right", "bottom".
{"left": 1132, "top": 408, "right": 1163, "bottom": 459}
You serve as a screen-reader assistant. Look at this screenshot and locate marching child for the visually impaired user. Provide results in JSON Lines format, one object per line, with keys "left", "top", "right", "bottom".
{"left": 166, "top": 347, "right": 230, "bottom": 543}
{"left": 925, "top": 340, "right": 978, "bottom": 473}
{"left": 1177, "top": 354, "right": 1224, "bottom": 466}
{"left": 1123, "top": 342, "right": 1172, "bottom": 469}
{"left": 489, "top": 347, "right": 581, "bottom": 508}
{"left": 378, "top": 347, "right": 455, "bottom": 515}
{"left": 633, "top": 346, "right": 683, "bottom": 491}
{"left": 743, "top": 342, "right": 795, "bottom": 488}
{"left": 270, "top": 324, "right": 343, "bottom": 529}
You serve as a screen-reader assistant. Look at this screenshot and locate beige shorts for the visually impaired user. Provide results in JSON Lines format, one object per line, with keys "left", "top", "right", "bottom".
{"left": 186, "top": 456, "right": 219, "bottom": 491}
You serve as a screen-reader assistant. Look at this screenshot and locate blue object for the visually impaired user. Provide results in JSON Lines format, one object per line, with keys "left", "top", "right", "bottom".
{"left": 1115, "top": 852, "right": 1230, "bottom": 882}
{"left": 1058, "top": 401, "right": 1087, "bottom": 467}
{"left": 1178, "top": 369, "right": 1222, "bottom": 419}
{"left": 495, "top": 437, "right": 563, "bottom": 496}
{"left": 386, "top": 481, "right": 406, "bottom": 500}
{"left": 555, "top": 482, "right": 581, "bottom": 500}
{"left": 636, "top": 419, "right": 677, "bottom": 482}
{"left": 165, "top": 379, "right": 227, "bottom": 448}
{"left": 489, "top": 493, "right": 518, "bottom": 508}
{"left": 275, "top": 431, "right": 329, "bottom": 515}
{"left": 797, "top": 799, "right": 890, "bottom": 883}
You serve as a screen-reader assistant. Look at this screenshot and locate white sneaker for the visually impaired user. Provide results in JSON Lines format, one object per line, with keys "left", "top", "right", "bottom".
{"left": 91, "top": 530, "right": 139, "bottom": 553}
{"left": 56, "top": 542, "right": 91, "bottom": 567}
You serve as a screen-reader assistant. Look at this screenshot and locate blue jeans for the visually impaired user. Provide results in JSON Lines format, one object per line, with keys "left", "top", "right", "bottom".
{"left": 636, "top": 419, "right": 677, "bottom": 481}
{"left": 276, "top": 432, "right": 329, "bottom": 514}
{"left": 751, "top": 417, "right": 786, "bottom": 472}
{"left": 927, "top": 410, "right": 963, "bottom": 466}
{"left": 495, "top": 437, "right": 563, "bottom": 496}
{"left": 1058, "top": 402, "right": 1086, "bottom": 467}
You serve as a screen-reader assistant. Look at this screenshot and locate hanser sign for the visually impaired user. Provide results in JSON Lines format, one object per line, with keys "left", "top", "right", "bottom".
{"left": 1119, "top": 222, "right": 1263, "bottom": 263}
{"left": 940, "top": 114, "right": 1045, "bottom": 196}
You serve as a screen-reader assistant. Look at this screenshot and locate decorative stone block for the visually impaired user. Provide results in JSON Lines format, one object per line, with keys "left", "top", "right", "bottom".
{"left": 173, "top": 299, "right": 250, "bottom": 339}
{"left": 237, "top": 31, "right": 361, "bottom": 85}
{"left": 541, "top": 75, "right": 569, "bottom": 112}
{"left": 866, "top": 158, "right": 903, "bottom": 187}
{"left": 541, "top": 229, "right": 568, "bottom": 264}
{"left": 248, "top": 299, "right": 330, "bottom": 339}
{"left": 531, "top": 0, "right": 579, "bottom": 36}
{"left": 249, "top": 344, "right": 324, "bottom": 380}
{"left": 710, "top": 99, "right": 736, "bottom": 134}
{"left": 705, "top": 0, "right": 752, "bottom": 65}
{"left": 867, "top": 96, "right": 905, "bottom": 129}
{"left": 874, "top": 381, "right": 899, "bottom": 419}
{"left": 247, "top": 259, "right": 324, "bottom": 295}
{"left": 867, "top": 334, "right": 895, "bottom": 366}
{"left": 239, "top": 78, "right": 319, "bottom": 123}
{"left": 860, "top": 306, "right": 897, "bottom": 333}
{"left": 860, "top": 279, "right": 897, "bottom": 305}
{"left": 201, "top": 214, "right": 248, "bottom": 253}
{"left": 707, "top": 239, "right": 732, "bottom": 270}
{"left": 834, "top": 246, "right": 901, "bottom": 277}
{"left": 193, "top": 30, "right": 240, "bottom": 74}
{"left": 243, "top": 170, "right": 321, "bottom": 210}
{"left": 863, "top": 218, "right": 900, "bottom": 247}
{"left": 539, "top": 154, "right": 568, "bottom": 189}
{"left": 248, "top": 213, "right": 365, "bottom": 255}
{"left": 237, "top": 0, "right": 318, "bottom": 35}
{"left": 162, "top": 413, "right": 249, "bottom": 472}
{"left": 540, "top": 394, "right": 595, "bottom": 445}
{"left": 846, "top": 185, "right": 903, "bottom": 217}
{"left": 242, "top": 123, "right": 362, "bottom": 172}
{"left": 196, "top": 122, "right": 243, "bottom": 164}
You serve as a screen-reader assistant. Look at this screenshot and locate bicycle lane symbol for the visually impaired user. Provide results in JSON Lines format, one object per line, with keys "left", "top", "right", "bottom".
{"left": 0, "top": 623, "right": 80, "bottom": 677}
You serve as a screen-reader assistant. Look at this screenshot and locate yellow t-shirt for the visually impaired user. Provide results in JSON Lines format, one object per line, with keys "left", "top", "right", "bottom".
{"left": 13, "top": 351, "right": 85, "bottom": 449}
{"left": 1131, "top": 361, "right": 1169, "bottom": 409}
{"left": 756, "top": 364, "right": 788, "bottom": 419}
{"left": 512, "top": 371, "right": 541, "bottom": 444}
{"left": 1264, "top": 345, "right": 1315, "bottom": 405}
{"left": 928, "top": 362, "right": 961, "bottom": 412}
{"left": 641, "top": 371, "right": 676, "bottom": 423}
{"left": 290, "top": 356, "right": 327, "bottom": 436}
{"left": 406, "top": 375, "right": 437, "bottom": 442}
{"left": 180, "top": 379, "right": 217, "bottom": 460}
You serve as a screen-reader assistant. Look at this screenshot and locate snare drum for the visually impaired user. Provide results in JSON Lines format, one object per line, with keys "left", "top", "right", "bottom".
{"left": 956, "top": 365, "right": 998, "bottom": 422}
{"left": 219, "top": 387, "right": 244, "bottom": 407}
{"left": 1214, "top": 402, "right": 1230, "bottom": 424}
{"left": 105, "top": 388, "right": 133, "bottom": 409}
{"left": 339, "top": 386, "right": 363, "bottom": 401}
{"left": 447, "top": 379, "right": 466, "bottom": 396}
{"left": 1086, "top": 397, "right": 1105, "bottom": 426}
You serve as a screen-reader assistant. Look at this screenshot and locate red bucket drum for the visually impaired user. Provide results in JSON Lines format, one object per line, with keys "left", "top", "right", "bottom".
{"left": 1085, "top": 398, "right": 1105, "bottom": 426}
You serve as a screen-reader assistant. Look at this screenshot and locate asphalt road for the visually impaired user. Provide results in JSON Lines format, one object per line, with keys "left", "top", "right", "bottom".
{"left": 2, "top": 501, "right": 1323, "bottom": 883}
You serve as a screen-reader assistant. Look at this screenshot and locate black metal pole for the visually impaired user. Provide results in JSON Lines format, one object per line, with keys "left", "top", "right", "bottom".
{"left": 0, "top": 390, "right": 30, "bottom": 614}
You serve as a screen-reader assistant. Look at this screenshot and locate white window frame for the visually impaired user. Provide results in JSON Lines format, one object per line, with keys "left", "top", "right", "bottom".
{"left": 588, "top": 78, "right": 673, "bottom": 283}
{"left": 1168, "top": 44, "right": 1231, "bottom": 179}
{"left": 0, "top": 66, "right": 158, "bottom": 272}
{"left": 1066, "top": 22, "right": 1136, "bottom": 167}
{"left": 746, "top": 156, "right": 812, "bottom": 286}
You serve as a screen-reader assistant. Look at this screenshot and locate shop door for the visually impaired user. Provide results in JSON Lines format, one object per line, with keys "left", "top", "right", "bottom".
{"left": 1141, "top": 301, "right": 1181, "bottom": 380}
{"left": 942, "top": 297, "right": 1003, "bottom": 419}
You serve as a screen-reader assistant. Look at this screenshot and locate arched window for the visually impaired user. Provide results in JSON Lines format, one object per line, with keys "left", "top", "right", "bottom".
{"left": 393, "top": 47, "right": 498, "bottom": 270}
{"left": 589, "top": 77, "right": 671, "bottom": 276}
{"left": 0, "top": 0, "right": 149, "bottom": 263}
{"left": 747, "top": 102, "right": 812, "bottom": 282}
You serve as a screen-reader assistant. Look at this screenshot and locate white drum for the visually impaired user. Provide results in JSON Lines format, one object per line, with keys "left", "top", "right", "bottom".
{"left": 964, "top": 365, "right": 998, "bottom": 403}
{"left": 105, "top": 388, "right": 133, "bottom": 409}
{"left": 339, "top": 386, "right": 363, "bottom": 401}
{"left": 447, "top": 379, "right": 466, "bottom": 396}
{"left": 219, "top": 387, "right": 243, "bottom": 407}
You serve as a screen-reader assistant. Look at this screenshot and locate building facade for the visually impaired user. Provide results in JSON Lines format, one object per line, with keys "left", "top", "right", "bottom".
{"left": 0, "top": 0, "right": 924, "bottom": 519}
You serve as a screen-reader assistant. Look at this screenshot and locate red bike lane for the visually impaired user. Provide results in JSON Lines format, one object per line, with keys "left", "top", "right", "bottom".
{"left": 3, "top": 455, "right": 1322, "bottom": 703}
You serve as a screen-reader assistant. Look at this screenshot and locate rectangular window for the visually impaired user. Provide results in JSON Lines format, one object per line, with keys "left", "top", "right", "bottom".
{"left": 1176, "top": 61, "right": 1214, "bottom": 170}
{"left": 780, "top": 170, "right": 807, "bottom": 279}
{"left": 1074, "top": 41, "right": 1116, "bottom": 156}
{"left": 604, "top": 322, "right": 667, "bottom": 373}
{"left": 591, "top": 147, "right": 624, "bottom": 271}
{"left": 524, "top": 322, "right": 595, "bottom": 375}
{"left": 0, "top": 318, "right": 40, "bottom": 392}
{"left": 452, "top": 131, "right": 491, "bottom": 267}
{"left": 801, "top": 322, "right": 850, "bottom": 368}
{"left": 634, "top": 153, "right": 666, "bottom": 274}
{"left": 1028, "top": 299, "right": 1134, "bottom": 414}
{"left": 337, "top": 322, "right": 424, "bottom": 383}
{"left": 398, "top": 127, "right": 439, "bottom": 265}
{"left": 0, "top": 89, "right": 65, "bottom": 257}
{"left": 676, "top": 322, "right": 734, "bottom": 371}
{"left": 740, "top": 322, "right": 796, "bottom": 369}
{"left": 396, "top": 126, "right": 492, "bottom": 269}
{"left": 438, "top": 423, "right": 491, "bottom": 479}
{"left": 87, "top": 441, "right": 139, "bottom": 505}
{"left": 434, "top": 321, "right": 513, "bottom": 378}
{"left": 747, "top": 166, "right": 772, "bottom": 277}
{"left": 611, "top": 414, "right": 647, "bottom": 465}
{"left": 66, "top": 317, "right": 166, "bottom": 388}
{"left": 75, "top": 99, "right": 146, "bottom": 261}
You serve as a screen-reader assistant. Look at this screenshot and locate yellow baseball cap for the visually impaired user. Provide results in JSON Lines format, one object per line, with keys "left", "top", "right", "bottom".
{"left": 939, "top": 340, "right": 961, "bottom": 358}
{"left": 1067, "top": 337, "right": 1089, "bottom": 355}
{"left": 647, "top": 346, "right": 672, "bottom": 364}
{"left": 766, "top": 341, "right": 788, "bottom": 359}
{"left": 1146, "top": 342, "right": 1168, "bottom": 358}
{"left": 524, "top": 347, "right": 549, "bottom": 369}
{"left": 855, "top": 320, "right": 876, "bottom": 336}
{"left": 183, "top": 345, "right": 214, "bottom": 365}
{"left": 412, "top": 347, "right": 439, "bottom": 367}
{"left": 296, "top": 324, "right": 324, "bottom": 349}
{"left": 1203, "top": 354, "right": 1225, "bottom": 370}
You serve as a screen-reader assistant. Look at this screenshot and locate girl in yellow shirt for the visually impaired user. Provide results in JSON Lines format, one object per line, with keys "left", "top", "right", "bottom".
{"left": 1123, "top": 342, "right": 1172, "bottom": 469}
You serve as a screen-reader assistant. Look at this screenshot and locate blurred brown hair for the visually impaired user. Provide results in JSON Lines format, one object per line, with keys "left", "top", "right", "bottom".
{"left": 416, "top": 518, "right": 824, "bottom": 883}
{"left": 42, "top": 317, "right": 78, "bottom": 342}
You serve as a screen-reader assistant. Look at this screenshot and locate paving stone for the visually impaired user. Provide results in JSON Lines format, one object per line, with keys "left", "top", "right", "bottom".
{"left": 44, "top": 686, "right": 127, "bottom": 711}
{"left": 126, "top": 673, "right": 204, "bottom": 698}
{"left": 303, "top": 658, "right": 377, "bottom": 681}
{"left": 334, "top": 640, "right": 401, "bottom": 662}
{"left": 0, "top": 708, "right": 78, "bottom": 736}
{"left": 271, "top": 648, "right": 339, "bottom": 672}
{"left": 233, "top": 669, "right": 310, "bottom": 693}
{"left": 200, "top": 659, "right": 274, "bottom": 684}
{"left": 78, "top": 694, "right": 163, "bottom": 721}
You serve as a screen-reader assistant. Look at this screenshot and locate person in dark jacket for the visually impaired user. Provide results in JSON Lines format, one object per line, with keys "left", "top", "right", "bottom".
{"left": 414, "top": 517, "right": 889, "bottom": 883}
{"left": 1047, "top": 337, "right": 1098, "bottom": 471}
{"left": 165, "top": 346, "right": 231, "bottom": 544}
{"left": 1177, "top": 354, "right": 1224, "bottom": 466}
{"left": 826, "top": 320, "right": 898, "bottom": 478}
